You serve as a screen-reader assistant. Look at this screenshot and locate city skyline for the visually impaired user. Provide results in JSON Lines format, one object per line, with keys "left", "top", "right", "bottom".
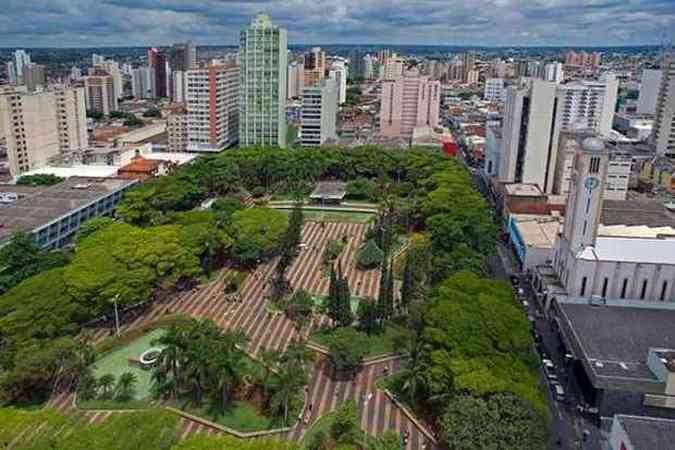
{"left": 1, "top": 0, "right": 674, "bottom": 48}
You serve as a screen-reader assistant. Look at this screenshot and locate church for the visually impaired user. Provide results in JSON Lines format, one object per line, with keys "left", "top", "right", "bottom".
{"left": 536, "top": 135, "right": 675, "bottom": 307}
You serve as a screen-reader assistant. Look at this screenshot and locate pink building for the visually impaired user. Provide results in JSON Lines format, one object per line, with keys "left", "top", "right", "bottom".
{"left": 380, "top": 68, "right": 440, "bottom": 138}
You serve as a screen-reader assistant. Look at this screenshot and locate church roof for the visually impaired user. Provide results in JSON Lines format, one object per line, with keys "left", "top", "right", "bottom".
{"left": 579, "top": 236, "right": 675, "bottom": 266}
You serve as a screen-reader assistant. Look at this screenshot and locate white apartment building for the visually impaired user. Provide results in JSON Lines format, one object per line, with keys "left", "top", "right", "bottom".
{"left": 544, "top": 62, "right": 564, "bottom": 83}
{"left": 329, "top": 60, "right": 347, "bottom": 105}
{"left": 637, "top": 69, "right": 662, "bottom": 115}
{"left": 499, "top": 76, "right": 618, "bottom": 193}
{"left": 0, "top": 86, "right": 88, "bottom": 177}
{"left": 186, "top": 64, "right": 239, "bottom": 152}
{"left": 94, "top": 60, "right": 123, "bottom": 100}
{"left": 301, "top": 78, "right": 337, "bottom": 147}
{"left": 484, "top": 78, "right": 505, "bottom": 102}
{"left": 171, "top": 71, "right": 186, "bottom": 103}
{"left": 384, "top": 57, "right": 405, "bottom": 80}
{"left": 652, "top": 59, "right": 675, "bottom": 156}
{"left": 287, "top": 61, "right": 304, "bottom": 100}
{"left": 239, "top": 14, "right": 288, "bottom": 148}
{"left": 131, "top": 67, "right": 156, "bottom": 99}
{"left": 14, "top": 50, "right": 31, "bottom": 79}
{"left": 84, "top": 75, "right": 118, "bottom": 115}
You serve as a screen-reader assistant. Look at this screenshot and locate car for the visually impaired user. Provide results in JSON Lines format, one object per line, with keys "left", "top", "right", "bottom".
{"left": 522, "top": 300, "right": 529, "bottom": 308}
{"left": 542, "top": 359, "right": 558, "bottom": 381}
{"left": 550, "top": 381, "right": 566, "bottom": 402}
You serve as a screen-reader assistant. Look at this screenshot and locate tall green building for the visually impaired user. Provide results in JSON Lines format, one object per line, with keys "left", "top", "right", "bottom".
{"left": 239, "top": 14, "right": 288, "bottom": 148}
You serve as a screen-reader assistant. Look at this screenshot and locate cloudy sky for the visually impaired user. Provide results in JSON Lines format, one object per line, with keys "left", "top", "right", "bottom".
{"left": 1, "top": 0, "right": 674, "bottom": 47}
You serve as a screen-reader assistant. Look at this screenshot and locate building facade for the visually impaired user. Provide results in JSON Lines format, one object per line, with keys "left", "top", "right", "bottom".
{"left": 131, "top": 67, "right": 156, "bottom": 99}
{"left": 329, "top": 60, "right": 347, "bottom": 105}
{"left": 483, "top": 78, "right": 505, "bottom": 102}
{"left": 301, "top": 78, "right": 337, "bottom": 147}
{"left": 637, "top": 69, "right": 663, "bottom": 115}
{"left": 167, "top": 110, "right": 188, "bottom": 152}
{"left": 84, "top": 75, "right": 118, "bottom": 115}
{"left": 238, "top": 14, "right": 288, "bottom": 148}
{"left": 186, "top": 64, "right": 239, "bottom": 152}
{"left": 380, "top": 68, "right": 440, "bottom": 139}
{"left": 652, "top": 58, "right": 675, "bottom": 156}
{"left": 287, "top": 60, "right": 304, "bottom": 100}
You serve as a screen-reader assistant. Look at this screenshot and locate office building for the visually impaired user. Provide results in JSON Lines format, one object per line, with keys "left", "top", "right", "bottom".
{"left": 23, "top": 64, "right": 46, "bottom": 92}
{"left": 148, "top": 48, "right": 169, "bottom": 98}
{"left": 329, "top": 60, "right": 347, "bottom": 104}
{"left": 0, "top": 87, "right": 87, "bottom": 177}
{"left": 167, "top": 109, "right": 188, "bottom": 152}
{"left": 186, "top": 64, "right": 239, "bottom": 152}
{"left": 238, "top": 14, "right": 288, "bottom": 148}
{"left": 171, "top": 41, "right": 197, "bottom": 72}
{"left": 483, "top": 78, "right": 505, "bottom": 102}
{"left": 637, "top": 69, "right": 663, "bottom": 115}
{"left": 652, "top": 58, "right": 675, "bottom": 156}
{"left": 14, "top": 50, "right": 31, "bottom": 79}
{"left": 544, "top": 62, "right": 564, "bottom": 83}
{"left": 301, "top": 78, "right": 337, "bottom": 146}
{"left": 131, "top": 67, "right": 156, "bottom": 99}
{"left": 84, "top": 75, "right": 118, "bottom": 115}
{"left": 499, "top": 76, "right": 618, "bottom": 193}
{"left": 288, "top": 60, "right": 304, "bottom": 100}
{"left": 380, "top": 68, "right": 440, "bottom": 139}
{"left": 303, "top": 47, "right": 326, "bottom": 87}
{"left": 0, "top": 177, "right": 136, "bottom": 249}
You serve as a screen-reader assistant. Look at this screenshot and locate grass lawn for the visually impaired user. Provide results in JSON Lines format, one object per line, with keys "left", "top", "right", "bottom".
{"left": 312, "top": 295, "right": 367, "bottom": 315}
{"left": 88, "top": 328, "right": 166, "bottom": 404}
{"left": 278, "top": 208, "right": 375, "bottom": 224}
{"left": 309, "top": 322, "right": 410, "bottom": 356}
{"left": 179, "top": 399, "right": 289, "bottom": 432}
{"left": 300, "top": 411, "right": 336, "bottom": 449}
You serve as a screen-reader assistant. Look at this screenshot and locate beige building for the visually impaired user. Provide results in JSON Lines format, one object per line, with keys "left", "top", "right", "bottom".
{"left": 653, "top": 58, "right": 675, "bottom": 156}
{"left": 84, "top": 75, "right": 118, "bottom": 115}
{"left": 0, "top": 86, "right": 88, "bottom": 177}
{"left": 167, "top": 110, "right": 188, "bottom": 152}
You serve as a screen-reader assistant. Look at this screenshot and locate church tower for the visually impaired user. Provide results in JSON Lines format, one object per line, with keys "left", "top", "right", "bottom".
{"left": 563, "top": 136, "right": 609, "bottom": 252}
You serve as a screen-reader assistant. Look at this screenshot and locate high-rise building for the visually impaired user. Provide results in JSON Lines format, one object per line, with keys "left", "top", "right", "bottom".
{"left": 92, "top": 53, "right": 105, "bottom": 66}
{"left": 638, "top": 68, "right": 664, "bottom": 116}
{"left": 377, "top": 49, "right": 391, "bottom": 66}
{"left": 0, "top": 86, "right": 87, "bottom": 177}
{"left": 362, "top": 55, "right": 376, "bottom": 80}
{"left": 23, "top": 64, "right": 47, "bottom": 92}
{"left": 384, "top": 57, "right": 405, "bottom": 80}
{"left": 287, "top": 60, "right": 304, "bottom": 100}
{"left": 526, "top": 61, "right": 543, "bottom": 78}
{"left": 461, "top": 52, "right": 476, "bottom": 83}
{"left": 329, "top": 60, "right": 347, "bottom": 104}
{"left": 239, "top": 14, "right": 288, "bottom": 148}
{"left": 70, "top": 66, "right": 82, "bottom": 81}
{"left": 84, "top": 75, "right": 118, "bottom": 115}
{"left": 499, "top": 76, "right": 618, "bottom": 193}
{"left": 301, "top": 78, "right": 337, "bottom": 147}
{"left": 6, "top": 62, "right": 17, "bottom": 84}
{"left": 484, "top": 78, "right": 505, "bottom": 102}
{"left": 131, "top": 67, "right": 156, "bottom": 99}
{"left": 544, "top": 62, "right": 564, "bottom": 83}
{"left": 186, "top": 64, "right": 239, "bottom": 152}
{"left": 652, "top": 58, "right": 675, "bottom": 156}
{"left": 171, "top": 41, "right": 197, "bottom": 72}
{"left": 348, "top": 48, "right": 364, "bottom": 81}
{"left": 167, "top": 109, "right": 188, "bottom": 152}
{"left": 95, "top": 60, "right": 123, "bottom": 100}
{"left": 171, "top": 71, "right": 186, "bottom": 103}
{"left": 303, "top": 47, "right": 326, "bottom": 87}
{"left": 380, "top": 68, "right": 440, "bottom": 139}
{"left": 14, "top": 50, "right": 31, "bottom": 79}
{"left": 148, "top": 48, "right": 169, "bottom": 98}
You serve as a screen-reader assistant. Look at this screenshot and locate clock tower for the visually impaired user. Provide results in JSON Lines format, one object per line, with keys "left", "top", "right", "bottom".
{"left": 563, "top": 136, "right": 609, "bottom": 252}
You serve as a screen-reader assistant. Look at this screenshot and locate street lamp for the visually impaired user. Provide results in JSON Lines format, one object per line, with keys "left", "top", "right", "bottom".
{"left": 111, "top": 293, "right": 121, "bottom": 337}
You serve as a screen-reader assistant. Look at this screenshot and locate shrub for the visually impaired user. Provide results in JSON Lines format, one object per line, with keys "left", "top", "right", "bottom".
{"left": 356, "top": 239, "right": 384, "bottom": 269}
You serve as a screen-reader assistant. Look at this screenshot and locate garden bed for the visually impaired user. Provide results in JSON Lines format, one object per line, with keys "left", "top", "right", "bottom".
{"left": 309, "top": 323, "right": 410, "bottom": 357}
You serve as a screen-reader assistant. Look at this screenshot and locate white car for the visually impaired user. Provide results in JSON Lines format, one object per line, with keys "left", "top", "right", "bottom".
{"left": 542, "top": 359, "right": 558, "bottom": 381}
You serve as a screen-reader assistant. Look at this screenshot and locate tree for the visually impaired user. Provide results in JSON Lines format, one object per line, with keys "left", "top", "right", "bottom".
{"left": 400, "top": 252, "right": 416, "bottom": 311}
{"left": 370, "top": 431, "right": 403, "bottom": 450}
{"left": 440, "top": 393, "right": 548, "bottom": 450}
{"left": 231, "top": 207, "right": 289, "bottom": 265}
{"left": 86, "top": 110, "right": 103, "bottom": 120}
{"left": 285, "top": 289, "right": 314, "bottom": 332}
{"left": 327, "top": 264, "right": 352, "bottom": 327}
{"left": 98, "top": 373, "right": 116, "bottom": 399}
{"left": 115, "top": 372, "right": 138, "bottom": 401}
{"left": 16, "top": 174, "right": 64, "bottom": 186}
{"left": 327, "top": 328, "right": 368, "bottom": 372}
{"left": 283, "top": 201, "right": 304, "bottom": 257}
{"left": 331, "top": 401, "right": 359, "bottom": 443}
{"left": 123, "top": 115, "right": 144, "bottom": 127}
{"left": 77, "top": 371, "right": 98, "bottom": 401}
{"left": 356, "top": 239, "right": 384, "bottom": 270}
{"left": 376, "top": 260, "right": 393, "bottom": 322}
{"left": 259, "top": 349, "right": 280, "bottom": 400}
{"left": 345, "top": 179, "right": 378, "bottom": 201}
{"left": 143, "top": 107, "right": 162, "bottom": 118}
{"left": 152, "top": 325, "right": 187, "bottom": 400}
{"left": 357, "top": 299, "right": 379, "bottom": 336}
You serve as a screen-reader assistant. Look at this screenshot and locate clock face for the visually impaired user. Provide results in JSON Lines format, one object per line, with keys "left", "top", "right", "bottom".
{"left": 584, "top": 177, "right": 600, "bottom": 190}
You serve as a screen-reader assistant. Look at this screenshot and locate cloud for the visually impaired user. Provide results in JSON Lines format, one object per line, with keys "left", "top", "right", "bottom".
{"left": 0, "top": 0, "right": 673, "bottom": 47}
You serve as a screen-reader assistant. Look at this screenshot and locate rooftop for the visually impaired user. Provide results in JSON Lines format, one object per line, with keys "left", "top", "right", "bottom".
{"left": 578, "top": 236, "right": 675, "bottom": 266}
{"left": 0, "top": 177, "right": 136, "bottom": 243}
{"left": 556, "top": 300, "right": 675, "bottom": 384}
{"left": 511, "top": 214, "right": 561, "bottom": 249}
{"left": 310, "top": 181, "right": 347, "bottom": 200}
{"left": 602, "top": 200, "right": 675, "bottom": 228}
{"left": 504, "top": 183, "right": 544, "bottom": 197}
{"left": 616, "top": 415, "right": 675, "bottom": 449}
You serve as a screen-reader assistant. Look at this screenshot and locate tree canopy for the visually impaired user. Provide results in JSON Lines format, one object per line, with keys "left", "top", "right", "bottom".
{"left": 230, "top": 207, "right": 289, "bottom": 264}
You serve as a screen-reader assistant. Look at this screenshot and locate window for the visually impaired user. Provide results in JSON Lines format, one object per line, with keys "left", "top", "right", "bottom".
{"left": 660, "top": 281, "right": 668, "bottom": 302}
{"left": 621, "top": 278, "right": 628, "bottom": 299}
{"left": 640, "top": 279, "right": 648, "bottom": 300}
{"left": 602, "top": 277, "right": 608, "bottom": 298}
{"left": 580, "top": 277, "right": 587, "bottom": 297}
{"left": 590, "top": 156, "right": 600, "bottom": 174}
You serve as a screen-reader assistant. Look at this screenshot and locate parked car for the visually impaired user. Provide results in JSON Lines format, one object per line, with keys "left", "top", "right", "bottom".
{"left": 550, "top": 381, "right": 566, "bottom": 402}
{"left": 542, "top": 358, "right": 558, "bottom": 381}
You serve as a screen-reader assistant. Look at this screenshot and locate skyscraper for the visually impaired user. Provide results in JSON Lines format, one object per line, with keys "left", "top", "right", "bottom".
{"left": 301, "top": 78, "right": 337, "bottom": 147}
{"left": 348, "top": 48, "right": 364, "bottom": 81}
{"left": 461, "top": 52, "right": 475, "bottom": 83}
{"left": 304, "top": 47, "right": 326, "bottom": 87}
{"left": 652, "top": 58, "right": 675, "bottom": 156}
{"left": 239, "top": 14, "right": 288, "bottom": 148}
{"left": 637, "top": 69, "right": 663, "bottom": 115}
{"left": 186, "top": 64, "right": 239, "bottom": 152}
{"left": 544, "top": 62, "right": 564, "bottom": 83}
{"left": 6, "top": 62, "right": 17, "bottom": 84}
{"left": 380, "top": 68, "right": 440, "bottom": 138}
{"left": 23, "top": 64, "right": 47, "bottom": 92}
{"left": 171, "top": 41, "right": 197, "bottom": 72}
{"left": 14, "top": 50, "right": 31, "bottom": 79}
{"left": 84, "top": 75, "right": 118, "bottom": 115}
{"left": 148, "top": 48, "right": 169, "bottom": 98}
{"left": 131, "top": 67, "right": 156, "bottom": 99}
{"left": 329, "top": 60, "right": 347, "bottom": 104}
{"left": 287, "top": 60, "right": 304, "bottom": 100}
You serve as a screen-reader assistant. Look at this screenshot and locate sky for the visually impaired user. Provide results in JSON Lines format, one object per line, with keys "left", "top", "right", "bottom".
{"left": 1, "top": 0, "right": 674, "bottom": 48}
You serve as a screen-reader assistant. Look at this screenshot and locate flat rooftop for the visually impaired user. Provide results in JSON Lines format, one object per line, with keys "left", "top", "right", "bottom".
{"left": 602, "top": 200, "right": 675, "bottom": 228}
{"left": 616, "top": 415, "right": 675, "bottom": 449}
{"left": 511, "top": 214, "right": 561, "bottom": 249}
{"left": 310, "top": 181, "right": 347, "bottom": 200}
{"left": 578, "top": 236, "right": 675, "bottom": 266}
{"left": 0, "top": 177, "right": 136, "bottom": 243}
{"left": 556, "top": 300, "right": 675, "bottom": 384}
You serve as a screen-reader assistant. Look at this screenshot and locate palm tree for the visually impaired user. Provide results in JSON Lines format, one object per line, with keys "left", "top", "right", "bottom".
{"left": 259, "top": 349, "right": 280, "bottom": 400}
{"left": 210, "top": 330, "right": 249, "bottom": 409}
{"left": 76, "top": 371, "right": 98, "bottom": 401}
{"left": 152, "top": 325, "right": 186, "bottom": 400}
{"left": 98, "top": 373, "right": 116, "bottom": 400}
{"left": 115, "top": 372, "right": 138, "bottom": 401}
{"left": 269, "top": 365, "right": 304, "bottom": 425}
{"left": 397, "top": 336, "right": 428, "bottom": 404}
{"left": 281, "top": 340, "right": 312, "bottom": 373}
